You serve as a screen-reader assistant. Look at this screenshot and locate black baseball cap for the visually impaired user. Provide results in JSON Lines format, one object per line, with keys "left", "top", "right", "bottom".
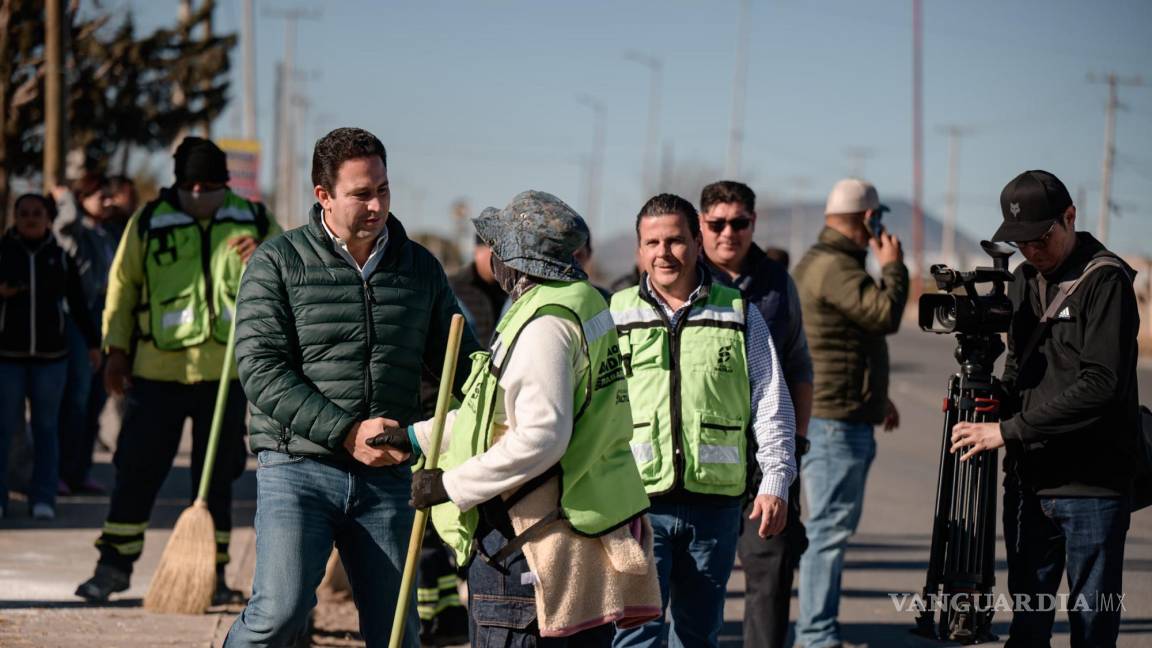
{"left": 991, "top": 170, "right": 1072, "bottom": 242}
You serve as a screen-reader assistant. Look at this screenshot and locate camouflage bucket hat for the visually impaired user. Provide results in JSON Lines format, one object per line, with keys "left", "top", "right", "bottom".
{"left": 473, "top": 190, "right": 589, "bottom": 282}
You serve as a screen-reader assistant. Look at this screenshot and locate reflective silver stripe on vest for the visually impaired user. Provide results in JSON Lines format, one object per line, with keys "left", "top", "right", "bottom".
{"left": 216, "top": 205, "right": 256, "bottom": 223}
{"left": 490, "top": 335, "right": 508, "bottom": 370}
{"left": 161, "top": 308, "right": 195, "bottom": 329}
{"left": 149, "top": 211, "right": 196, "bottom": 230}
{"left": 631, "top": 442, "right": 655, "bottom": 464}
{"left": 686, "top": 302, "right": 744, "bottom": 325}
{"left": 582, "top": 309, "right": 615, "bottom": 345}
{"left": 611, "top": 307, "right": 662, "bottom": 328}
{"left": 698, "top": 444, "right": 741, "bottom": 464}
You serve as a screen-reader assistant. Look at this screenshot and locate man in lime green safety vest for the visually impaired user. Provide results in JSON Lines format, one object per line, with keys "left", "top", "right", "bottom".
{"left": 378, "top": 190, "right": 662, "bottom": 644}
{"left": 76, "top": 137, "right": 280, "bottom": 604}
{"left": 609, "top": 193, "right": 798, "bottom": 648}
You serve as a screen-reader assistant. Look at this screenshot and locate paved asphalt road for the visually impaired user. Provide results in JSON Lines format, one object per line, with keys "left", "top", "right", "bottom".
{"left": 1, "top": 328, "right": 1150, "bottom": 646}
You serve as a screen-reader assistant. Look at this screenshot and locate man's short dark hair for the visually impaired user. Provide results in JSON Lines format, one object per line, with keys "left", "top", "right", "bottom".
{"left": 700, "top": 180, "right": 755, "bottom": 214}
{"left": 14, "top": 193, "right": 57, "bottom": 220}
{"left": 311, "top": 127, "right": 388, "bottom": 193}
{"left": 635, "top": 193, "right": 700, "bottom": 239}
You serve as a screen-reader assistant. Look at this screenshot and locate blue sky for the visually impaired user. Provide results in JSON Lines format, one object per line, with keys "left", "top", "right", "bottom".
{"left": 111, "top": 0, "right": 1152, "bottom": 255}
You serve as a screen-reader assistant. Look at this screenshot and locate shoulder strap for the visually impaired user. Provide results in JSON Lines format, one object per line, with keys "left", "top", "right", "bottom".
{"left": 1018, "top": 257, "right": 1128, "bottom": 367}
{"left": 135, "top": 199, "right": 164, "bottom": 241}
{"left": 248, "top": 200, "right": 271, "bottom": 239}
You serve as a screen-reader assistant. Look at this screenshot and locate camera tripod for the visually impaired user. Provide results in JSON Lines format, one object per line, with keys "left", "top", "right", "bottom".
{"left": 911, "top": 333, "right": 1002, "bottom": 645}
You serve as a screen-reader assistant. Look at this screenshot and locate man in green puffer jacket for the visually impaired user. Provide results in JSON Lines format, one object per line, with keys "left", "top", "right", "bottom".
{"left": 791, "top": 178, "right": 908, "bottom": 648}
{"left": 223, "top": 127, "right": 479, "bottom": 648}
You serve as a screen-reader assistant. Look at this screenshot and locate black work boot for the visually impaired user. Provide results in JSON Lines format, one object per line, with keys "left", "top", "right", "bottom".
{"left": 75, "top": 564, "right": 130, "bottom": 602}
{"left": 211, "top": 565, "right": 247, "bottom": 606}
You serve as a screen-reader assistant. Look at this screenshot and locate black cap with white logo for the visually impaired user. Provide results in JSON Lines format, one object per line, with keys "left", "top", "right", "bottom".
{"left": 991, "top": 170, "right": 1072, "bottom": 242}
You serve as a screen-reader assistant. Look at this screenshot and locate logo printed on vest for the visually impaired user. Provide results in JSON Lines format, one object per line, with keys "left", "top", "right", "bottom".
{"left": 716, "top": 344, "right": 734, "bottom": 373}
{"left": 595, "top": 344, "right": 626, "bottom": 389}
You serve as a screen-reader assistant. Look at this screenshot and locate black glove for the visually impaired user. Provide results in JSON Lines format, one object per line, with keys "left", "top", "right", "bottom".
{"left": 367, "top": 427, "right": 412, "bottom": 452}
{"left": 410, "top": 468, "right": 450, "bottom": 509}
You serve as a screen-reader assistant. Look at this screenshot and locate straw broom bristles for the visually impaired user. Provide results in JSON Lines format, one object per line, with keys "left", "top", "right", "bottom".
{"left": 142, "top": 500, "right": 217, "bottom": 613}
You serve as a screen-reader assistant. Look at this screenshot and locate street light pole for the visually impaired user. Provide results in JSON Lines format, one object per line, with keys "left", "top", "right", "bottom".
{"left": 624, "top": 51, "right": 662, "bottom": 197}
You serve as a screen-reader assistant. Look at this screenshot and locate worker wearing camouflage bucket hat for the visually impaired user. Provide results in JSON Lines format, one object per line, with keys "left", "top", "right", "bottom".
{"left": 379, "top": 191, "right": 661, "bottom": 643}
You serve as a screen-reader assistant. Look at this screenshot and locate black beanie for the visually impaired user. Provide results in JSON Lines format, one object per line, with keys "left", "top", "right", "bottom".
{"left": 173, "top": 136, "right": 229, "bottom": 185}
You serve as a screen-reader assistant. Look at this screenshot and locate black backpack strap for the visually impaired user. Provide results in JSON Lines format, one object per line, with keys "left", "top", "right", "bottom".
{"left": 249, "top": 200, "right": 271, "bottom": 239}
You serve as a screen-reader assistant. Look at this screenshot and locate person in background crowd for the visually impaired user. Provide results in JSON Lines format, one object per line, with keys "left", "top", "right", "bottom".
{"left": 698, "top": 180, "right": 813, "bottom": 648}
{"left": 0, "top": 193, "right": 100, "bottom": 520}
{"left": 52, "top": 175, "right": 117, "bottom": 495}
{"left": 75, "top": 137, "right": 280, "bottom": 604}
{"left": 792, "top": 178, "right": 907, "bottom": 648}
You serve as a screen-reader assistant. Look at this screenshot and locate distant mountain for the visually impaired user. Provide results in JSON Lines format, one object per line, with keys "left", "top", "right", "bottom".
{"left": 590, "top": 200, "right": 991, "bottom": 284}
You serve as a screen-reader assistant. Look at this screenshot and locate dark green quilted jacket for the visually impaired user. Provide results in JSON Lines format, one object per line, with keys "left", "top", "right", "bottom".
{"left": 235, "top": 206, "right": 480, "bottom": 462}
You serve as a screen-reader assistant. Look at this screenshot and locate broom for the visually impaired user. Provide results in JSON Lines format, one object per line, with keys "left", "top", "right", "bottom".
{"left": 143, "top": 316, "right": 238, "bottom": 614}
{"left": 389, "top": 313, "right": 466, "bottom": 647}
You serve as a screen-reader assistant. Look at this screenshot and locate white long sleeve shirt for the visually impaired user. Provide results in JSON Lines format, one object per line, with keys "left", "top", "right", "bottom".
{"left": 413, "top": 314, "right": 584, "bottom": 512}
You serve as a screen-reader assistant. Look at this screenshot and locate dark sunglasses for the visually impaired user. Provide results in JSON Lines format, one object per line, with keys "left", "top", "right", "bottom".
{"left": 704, "top": 217, "right": 752, "bottom": 233}
{"left": 1008, "top": 221, "right": 1058, "bottom": 250}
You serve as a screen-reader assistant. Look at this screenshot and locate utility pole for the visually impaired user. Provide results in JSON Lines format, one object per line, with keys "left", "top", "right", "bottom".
{"left": 266, "top": 8, "right": 320, "bottom": 228}
{"left": 726, "top": 0, "right": 751, "bottom": 179}
{"left": 844, "top": 147, "right": 874, "bottom": 177}
{"left": 1088, "top": 73, "right": 1143, "bottom": 246}
{"left": 911, "top": 0, "right": 925, "bottom": 300}
{"left": 788, "top": 177, "right": 810, "bottom": 262}
{"left": 242, "top": 0, "right": 257, "bottom": 140}
{"left": 624, "top": 51, "right": 662, "bottom": 196}
{"left": 939, "top": 125, "right": 969, "bottom": 268}
{"left": 577, "top": 95, "right": 606, "bottom": 237}
{"left": 43, "top": 0, "right": 66, "bottom": 192}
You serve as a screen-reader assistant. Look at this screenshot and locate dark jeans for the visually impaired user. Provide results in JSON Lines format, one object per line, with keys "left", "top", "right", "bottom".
{"left": 1003, "top": 484, "right": 1130, "bottom": 648}
{"left": 0, "top": 359, "right": 68, "bottom": 509}
{"left": 469, "top": 526, "right": 614, "bottom": 647}
{"left": 738, "top": 471, "right": 807, "bottom": 648}
{"left": 58, "top": 319, "right": 105, "bottom": 488}
{"left": 95, "top": 378, "right": 248, "bottom": 572}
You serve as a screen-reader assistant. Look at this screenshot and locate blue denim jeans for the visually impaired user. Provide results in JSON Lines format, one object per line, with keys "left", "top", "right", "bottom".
{"left": 796, "top": 418, "right": 876, "bottom": 648}
{"left": 224, "top": 451, "right": 420, "bottom": 648}
{"left": 468, "top": 526, "right": 615, "bottom": 647}
{"left": 612, "top": 498, "right": 742, "bottom": 648}
{"left": 0, "top": 359, "right": 68, "bottom": 510}
{"left": 1003, "top": 483, "right": 1130, "bottom": 648}
{"left": 58, "top": 317, "right": 96, "bottom": 487}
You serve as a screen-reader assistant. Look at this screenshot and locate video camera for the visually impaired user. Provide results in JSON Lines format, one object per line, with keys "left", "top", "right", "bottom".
{"left": 918, "top": 241, "right": 1015, "bottom": 335}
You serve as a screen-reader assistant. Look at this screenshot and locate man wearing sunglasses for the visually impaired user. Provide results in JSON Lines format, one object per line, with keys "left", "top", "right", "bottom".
{"left": 949, "top": 170, "right": 1138, "bottom": 647}
{"left": 698, "top": 181, "right": 813, "bottom": 648}
{"left": 792, "top": 178, "right": 907, "bottom": 648}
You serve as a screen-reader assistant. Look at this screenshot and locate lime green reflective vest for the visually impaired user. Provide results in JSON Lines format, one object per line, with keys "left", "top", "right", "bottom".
{"left": 609, "top": 278, "right": 751, "bottom": 497}
{"left": 137, "top": 190, "right": 269, "bottom": 351}
{"left": 431, "top": 280, "right": 650, "bottom": 565}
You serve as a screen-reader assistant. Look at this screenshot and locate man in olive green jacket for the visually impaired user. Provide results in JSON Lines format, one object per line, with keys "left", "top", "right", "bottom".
{"left": 792, "top": 178, "right": 908, "bottom": 648}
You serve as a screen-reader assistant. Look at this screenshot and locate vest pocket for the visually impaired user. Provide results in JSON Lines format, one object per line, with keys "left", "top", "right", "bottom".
{"left": 629, "top": 412, "right": 662, "bottom": 482}
{"left": 687, "top": 411, "right": 746, "bottom": 488}
{"left": 151, "top": 290, "right": 208, "bottom": 350}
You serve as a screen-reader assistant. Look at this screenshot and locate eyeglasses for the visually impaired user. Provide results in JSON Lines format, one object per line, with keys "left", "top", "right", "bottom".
{"left": 704, "top": 217, "right": 752, "bottom": 233}
{"left": 1009, "top": 221, "right": 1058, "bottom": 250}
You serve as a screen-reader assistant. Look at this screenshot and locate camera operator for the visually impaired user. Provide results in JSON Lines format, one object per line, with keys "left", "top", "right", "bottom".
{"left": 951, "top": 170, "right": 1139, "bottom": 647}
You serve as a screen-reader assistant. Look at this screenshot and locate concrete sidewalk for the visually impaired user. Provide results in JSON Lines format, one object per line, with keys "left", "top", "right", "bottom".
{"left": 1, "top": 329, "right": 1150, "bottom": 646}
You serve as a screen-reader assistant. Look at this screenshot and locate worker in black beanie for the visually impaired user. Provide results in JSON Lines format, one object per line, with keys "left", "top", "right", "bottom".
{"left": 75, "top": 136, "right": 280, "bottom": 604}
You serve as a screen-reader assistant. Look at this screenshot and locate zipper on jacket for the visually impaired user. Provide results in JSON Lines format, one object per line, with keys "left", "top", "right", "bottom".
{"left": 28, "top": 249, "right": 37, "bottom": 354}
{"left": 361, "top": 279, "right": 375, "bottom": 417}
{"left": 200, "top": 225, "right": 216, "bottom": 323}
{"left": 639, "top": 285, "right": 695, "bottom": 491}
{"left": 0, "top": 301, "right": 6, "bottom": 332}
